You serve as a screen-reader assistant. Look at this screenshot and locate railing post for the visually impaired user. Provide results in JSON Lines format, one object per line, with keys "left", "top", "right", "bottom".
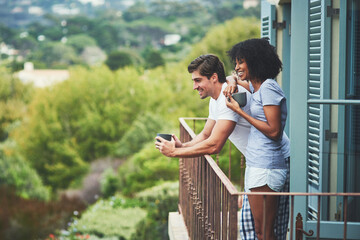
{"left": 296, "top": 213, "right": 303, "bottom": 240}
{"left": 296, "top": 212, "right": 314, "bottom": 240}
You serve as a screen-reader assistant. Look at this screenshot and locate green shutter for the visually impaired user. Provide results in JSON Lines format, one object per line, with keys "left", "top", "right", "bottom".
{"left": 307, "top": 0, "right": 332, "bottom": 220}
{"left": 307, "top": 0, "right": 322, "bottom": 192}
{"left": 261, "top": 0, "right": 276, "bottom": 46}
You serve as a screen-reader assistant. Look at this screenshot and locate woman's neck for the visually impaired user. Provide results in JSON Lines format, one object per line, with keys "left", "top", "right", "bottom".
{"left": 250, "top": 78, "right": 264, "bottom": 92}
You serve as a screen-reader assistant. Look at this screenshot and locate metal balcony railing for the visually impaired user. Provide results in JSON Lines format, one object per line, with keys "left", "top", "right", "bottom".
{"left": 178, "top": 117, "right": 360, "bottom": 240}
{"left": 179, "top": 117, "right": 239, "bottom": 240}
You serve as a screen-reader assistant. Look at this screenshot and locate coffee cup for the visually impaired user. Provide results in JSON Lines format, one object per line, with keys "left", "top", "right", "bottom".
{"left": 156, "top": 133, "right": 172, "bottom": 142}
{"left": 231, "top": 91, "right": 247, "bottom": 107}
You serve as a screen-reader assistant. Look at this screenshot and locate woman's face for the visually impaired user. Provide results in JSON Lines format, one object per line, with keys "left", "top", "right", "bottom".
{"left": 235, "top": 58, "right": 250, "bottom": 81}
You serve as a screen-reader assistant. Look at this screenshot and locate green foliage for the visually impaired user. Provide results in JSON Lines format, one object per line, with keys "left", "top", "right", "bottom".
{"left": 67, "top": 198, "right": 147, "bottom": 239}
{"left": 12, "top": 17, "right": 259, "bottom": 193}
{"left": 0, "top": 141, "right": 50, "bottom": 200}
{"left": 185, "top": 17, "right": 260, "bottom": 73}
{"left": 0, "top": 24, "right": 16, "bottom": 43}
{"left": 13, "top": 66, "right": 149, "bottom": 189}
{"left": 144, "top": 49, "right": 165, "bottom": 69}
{"left": 123, "top": 2, "right": 149, "bottom": 22}
{"left": 0, "top": 67, "right": 33, "bottom": 141}
{"left": 63, "top": 182, "right": 178, "bottom": 240}
{"left": 114, "top": 112, "right": 169, "bottom": 158}
{"left": 130, "top": 182, "right": 179, "bottom": 240}
{"left": 29, "top": 42, "right": 81, "bottom": 69}
{"left": 0, "top": 185, "right": 86, "bottom": 240}
{"left": 100, "top": 168, "right": 119, "bottom": 198}
{"left": 66, "top": 34, "right": 97, "bottom": 54}
{"left": 118, "top": 143, "right": 179, "bottom": 197}
{"left": 105, "top": 50, "right": 140, "bottom": 71}
{"left": 215, "top": 141, "right": 246, "bottom": 189}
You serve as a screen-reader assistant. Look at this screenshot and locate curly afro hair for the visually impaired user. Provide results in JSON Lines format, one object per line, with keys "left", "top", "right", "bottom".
{"left": 227, "top": 38, "right": 282, "bottom": 82}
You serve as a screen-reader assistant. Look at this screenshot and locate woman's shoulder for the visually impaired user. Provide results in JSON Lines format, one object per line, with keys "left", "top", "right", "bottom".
{"left": 261, "top": 79, "right": 283, "bottom": 93}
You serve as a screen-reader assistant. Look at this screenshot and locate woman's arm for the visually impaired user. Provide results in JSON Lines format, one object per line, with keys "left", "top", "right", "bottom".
{"left": 226, "top": 96, "right": 282, "bottom": 141}
{"left": 224, "top": 75, "right": 251, "bottom": 98}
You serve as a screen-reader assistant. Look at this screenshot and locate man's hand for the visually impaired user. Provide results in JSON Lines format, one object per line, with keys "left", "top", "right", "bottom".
{"left": 155, "top": 136, "right": 176, "bottom": 157}
{"left": 172, "top": 134, "right": 183, "bottom": 147}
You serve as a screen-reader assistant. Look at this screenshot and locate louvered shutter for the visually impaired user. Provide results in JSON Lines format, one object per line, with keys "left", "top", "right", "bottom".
{"left": 307, "top": 0, "right": 331, "bottom": 220}
{"left": 307, "top": 0, "right": 322, "bottom": 195}
{"left": 261, "top": 0, "right": 276, "bottom": 46}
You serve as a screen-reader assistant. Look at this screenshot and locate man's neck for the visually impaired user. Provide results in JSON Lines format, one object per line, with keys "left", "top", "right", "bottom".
{"left": 212, "top": 82, "right": 224, "bottom": 100}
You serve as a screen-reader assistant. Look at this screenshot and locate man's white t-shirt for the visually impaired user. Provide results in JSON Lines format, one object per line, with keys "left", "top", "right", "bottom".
{"left": 208, "top": 83, "right": 251, "bottom": 156}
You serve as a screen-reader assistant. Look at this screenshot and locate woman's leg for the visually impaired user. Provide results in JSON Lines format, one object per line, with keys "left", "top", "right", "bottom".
{"left": 248, "top": 185, "right": 278, "bottom": 240}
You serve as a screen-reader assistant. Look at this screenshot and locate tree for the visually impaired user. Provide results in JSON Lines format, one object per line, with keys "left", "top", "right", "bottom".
{"left": 0, "top": 143, "right": 50, "bottom": 200}
{"left": 105, "top": 50, "right": 134, "bottom": 70}
{"left": 66, "top": 34, "right": 97, "bottom": 54}
{"left": 29, "top": 42, "right": 80, "bottom": 68}
{"left": 0, "top": 68, "right": 33, "bottom": 141}
{"left": 0, "top": 24, "right": 16, "bottom": 43}
{"left": 144, "top": 50, "right": 164, "bottom": 69}
{"left": 123, "top": 2, "right": 149, "bottom": 22}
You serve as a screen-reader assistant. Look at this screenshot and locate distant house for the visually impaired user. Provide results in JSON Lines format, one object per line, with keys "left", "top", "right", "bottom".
{"left": 17, "top": 62, "right": 69, "bottom": 88}
{"left": 0, "top": 42, "right": 18, "bottom": 58}
{"left": 52, "top": 4, "right": 80, "bottom": 15}
{"left": 243, "top": 0, "right": 260, "bottom": 9}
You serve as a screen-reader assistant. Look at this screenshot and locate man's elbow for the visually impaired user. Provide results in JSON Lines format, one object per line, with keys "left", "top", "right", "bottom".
{"left": 208, "top": 144, "right": 223, "bottom": 155}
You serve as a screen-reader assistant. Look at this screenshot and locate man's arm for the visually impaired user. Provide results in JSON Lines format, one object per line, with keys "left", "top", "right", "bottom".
{"left": 180, "top": 119, "right": 216, "bottom": 148}
{"left": 156, "top": 119, "right": 236, "bottom": 158}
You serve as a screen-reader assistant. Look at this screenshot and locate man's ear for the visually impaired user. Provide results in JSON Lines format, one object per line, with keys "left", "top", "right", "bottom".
{"left": 211, "top": 73, "right": 218, "bottom": 82}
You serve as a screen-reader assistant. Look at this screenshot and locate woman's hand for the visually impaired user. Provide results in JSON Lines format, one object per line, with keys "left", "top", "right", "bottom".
{"left": 225, "top": 95, "right": 242, "bottom": 114}
{"left": 224, "top": 75, "right": 238, "bottom": 97}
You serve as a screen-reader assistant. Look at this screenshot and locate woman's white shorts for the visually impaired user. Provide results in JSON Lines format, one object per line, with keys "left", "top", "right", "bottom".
{"left": 244, "top": 166, "right": 287, "bottom": 192}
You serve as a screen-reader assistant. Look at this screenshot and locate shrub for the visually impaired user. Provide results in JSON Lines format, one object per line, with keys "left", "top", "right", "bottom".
{"left": 0, "top": 186, "right": 86, "bottom": 240}
{"left": 130, "top": 181, "right": 179, "bottom": 240}
{"left": 105, "top": 50, "right": 142, "bottom": 71}
{"left": 118, "top": 143, "right": 179, "bottom": 196}
{"left": 100, "top": 168, "right": 119, "bottom": 198}
{"left": 67, "top": 197, "right": 147, "bottom": 239}
{"left": 113, "top": 112, "right": 169, "bottom": 158}
{"left": 0, "top": 141, "right": 50, "bottom": 200}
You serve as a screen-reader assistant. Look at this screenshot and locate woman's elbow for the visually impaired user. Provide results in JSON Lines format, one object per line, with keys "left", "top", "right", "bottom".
{"left": 268, "top": 130, "right": 282, "bottom": 141}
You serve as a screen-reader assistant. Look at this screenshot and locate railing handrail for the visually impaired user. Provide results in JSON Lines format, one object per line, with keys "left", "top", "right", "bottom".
{"left": 237, "top": 192, "right": 360, "bottom": 196}
{"left": 307, "top": 99, "right": 360, "bottom": 105}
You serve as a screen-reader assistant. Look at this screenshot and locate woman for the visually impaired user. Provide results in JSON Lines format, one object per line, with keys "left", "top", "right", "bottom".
{"left": 224, "top": 38, "right": 290, "bottom": 240}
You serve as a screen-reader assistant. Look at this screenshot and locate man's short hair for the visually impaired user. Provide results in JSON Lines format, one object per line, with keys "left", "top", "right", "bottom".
{"left": 187, "top": 54, "right": 226, "bottom": 83}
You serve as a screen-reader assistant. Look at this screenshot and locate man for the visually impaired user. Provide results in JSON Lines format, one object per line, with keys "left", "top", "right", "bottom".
{"left": 155, "top": 54, "right": 251, "bottom": 160}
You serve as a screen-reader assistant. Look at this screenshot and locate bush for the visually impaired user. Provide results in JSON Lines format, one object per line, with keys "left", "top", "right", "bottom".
{"left": 100, "top": 168, "right": 119, "bottom": 198}
{"left": 118, "top": 143, "right": 179, "bottom": 196}
{"left": 130, "top": 181, "right": 179, "bottom": 240}
{"left": 0, "top": 185, "right": 86, "bottom": 240}
{"left": 66, "top": 197, "right": 147, "bottom": 239}
{"left": 105, "top": 50, "right": 142, "bottom": 71}
{"left": 113, "top": 112, "right": 169, "bottom": 158}
{"left": 0, "top": 141, "right": 50, "bottom": 200}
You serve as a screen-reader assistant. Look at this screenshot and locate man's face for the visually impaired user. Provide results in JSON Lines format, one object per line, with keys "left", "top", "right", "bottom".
{"left": 192, "top": 70, "right": 214, "bottom": 99}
